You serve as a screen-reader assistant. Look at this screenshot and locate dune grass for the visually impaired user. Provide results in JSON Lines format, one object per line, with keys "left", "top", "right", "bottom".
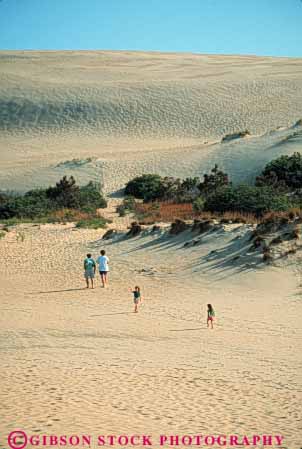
{"left": 135, "top": 199, "right": 302, "bottom": 225}
{"left": 75, "top": 217, "right": 108, "bottom": 229}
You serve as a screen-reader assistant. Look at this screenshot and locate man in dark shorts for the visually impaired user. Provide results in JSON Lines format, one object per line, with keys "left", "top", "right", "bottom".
{"left": 97, "top": 250, "right": 109, "bottom": 288}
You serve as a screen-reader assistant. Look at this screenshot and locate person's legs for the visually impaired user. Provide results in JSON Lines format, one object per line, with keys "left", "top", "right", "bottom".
{"left": 86, "top": 271, "right": 94, "bottom": 288}
{"left": 104, "top": 272, "right": 108, "bottom": 286}
{"left": 100, "top": 272, "right": 105, "bottom": 287}
{"left": 85, "top": 272, "right": 89, "bottom": 288}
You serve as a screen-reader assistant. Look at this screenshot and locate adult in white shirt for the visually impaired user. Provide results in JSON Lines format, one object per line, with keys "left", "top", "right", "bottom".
{"left": 97, "top": 249, "right": 109, "bottom": 288}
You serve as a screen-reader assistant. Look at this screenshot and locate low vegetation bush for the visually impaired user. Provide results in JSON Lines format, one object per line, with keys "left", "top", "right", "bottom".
{"left": 125, "top": 168, "right": 232, "bottom": 205}
{"left": 77, "top": 181, "right": 107, "bottom": 210}
{"left": 256, "top": 152, "right": 302, "bottom": 191}
{"left": 136, "top": 202, "right": 195, "bottom": 224}
{"left": 262, "top": 209, "right": 302, "bottom": 222}
{"left": 124, "top": 155, "right": 302, "bottom": 223}
{"left": 127, "top": 221, "right": 142, "bottom": 237}
{"left": 197, "top": 164, "right": 230, "bottom": 196}
{"left": 125, "top": 174, "right": 165, "bottom": 202}
{"left": 221, "top": 130, "right": 250, "bottom": 142}
{"left": 192, "top": 197, "right": 205, "bottom": 213}
{"left": 204, "top": 185, "right": 293, "bottom": 216}
{"left": 75, "top": 216, "right": 108, "bottom": 229}
{"left": 116, "top": 196, "right": 136, "bottom": 216}
{"left": 170, "top": 219, "right": 190, "bottom": 235}
{"left": 0, "top": 177, "right": 107, "bottom": 222}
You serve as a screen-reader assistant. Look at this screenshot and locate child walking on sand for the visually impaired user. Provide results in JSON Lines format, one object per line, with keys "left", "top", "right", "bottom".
{"left": 207, "top": 304, "right": 215, "bottom": 329}
{"left": 83, "top": 254, "right": 96, "bottom": 289}
{"left": 130, "top": 286, "right": 142, "bottom": 313}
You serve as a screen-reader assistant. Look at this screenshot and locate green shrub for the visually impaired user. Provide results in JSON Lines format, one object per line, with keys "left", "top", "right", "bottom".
{"left": 0, "top": 178, "right": 107, "bottom": 221}
{"left": 76, "top": 217, "right": 108, "bottom": 229}
{"left": 46, "top": 176, "right": 80, "bottom": 208}
{"left": 193, "top": 197, "right": 205, "bottom": 213}
{"left": 198, "top": 165, "right": 230, "bottom": 196}
{"left": 256, "top": 152, "right": 302, "bottom": 191}
{"left": 173, "top": 177, "right": 200, "bottom": 203}
{"left": 78, "top": 182, "right": 107, "bottom": 210}
{"left": 3, "top": 190, "right": 51, "bottom": 219}
{"left": 46, "top": 177, "right": 107, "bottom": 211}
{"left": 116, "top": 196, "right": 136, "bottom": 216}
{"left": 125, "top": 174, "right": 201, "bottom": 203}
{"left": 125, "top": 174, "right": 165, "bottom": 201}
{"left": 204, "top": 185, "right": 293, "bottom": 216}
{"left": 117, "top": 206, "right": 126, "bottom": 217}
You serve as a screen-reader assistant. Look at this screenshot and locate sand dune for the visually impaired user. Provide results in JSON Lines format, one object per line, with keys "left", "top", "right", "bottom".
{"left": 1, "top": 51, "right": 302, "bottom": 449}
{"left": 0, "top": 222, "right": 301, "bottom": 447}
{"left": 0, "top": 123, "right": 301, "bottom": 194}
{"left": 1, "top": 51, "right": 302, "bottom": 137}
{"left": 1, "top": 51, "right": 302, "bottom": 193}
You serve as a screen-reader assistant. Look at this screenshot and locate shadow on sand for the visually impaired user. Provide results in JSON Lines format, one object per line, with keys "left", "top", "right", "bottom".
{"left": 90, "top": 312, "right": 133, "bottom": 317}
{"left": 88, "top": 225, "right": 263, "bottom": 283}
{"left": 169, "top": 327, "right": 205, "bottom": 332}
{"left": 31, "top": 288, "right": 87, "bottom": 294}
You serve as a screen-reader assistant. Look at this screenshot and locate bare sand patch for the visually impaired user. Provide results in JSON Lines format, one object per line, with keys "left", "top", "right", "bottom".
{"left": 0, "top": 224, "right": 301, "bottom": 447}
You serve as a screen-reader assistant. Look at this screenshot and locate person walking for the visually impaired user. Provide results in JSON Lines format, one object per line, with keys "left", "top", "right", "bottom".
{"left": 129, "top": 286, "right": 142, "bottom": 313}
{"left": 97, "top": 250, "right": 110, "bottom": 288}
{"left": 84, "top": 253, "right": 96, "bottom": 289}
{"left": 207, "top": 304, "right": 215, "bottom": 329}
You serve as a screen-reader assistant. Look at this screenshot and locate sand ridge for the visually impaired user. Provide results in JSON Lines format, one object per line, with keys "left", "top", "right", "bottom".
{"left": 1, "top": 51, "right": 302, "bottom": 137}
{"left": 0, "top": 123, "right": 301, "bottom": 194}
{"left": 1, "top": 51, "right": 302, "bottom": 194}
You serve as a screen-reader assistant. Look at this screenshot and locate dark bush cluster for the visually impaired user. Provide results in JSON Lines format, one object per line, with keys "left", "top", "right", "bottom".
{"left": 116, "top": 196, "right": 136, "bottom": 216}
{"left": 124, "top": 174, "right": 201, "bottom": 203}
{"left": 0, "top": 176, "right": 107, "bottom": 221}
{"left": 125, "top": 174, "right": 164, "bottom": 202}
{"left": 255, "top": 152, "right": 302, "bottom": 191}
{"left": 198, "top": 164, "right": 230, "bottom": 196}
{"left": 124, "top": 153, "right": 302, "bottom": 217}
{"left": 204, "top": 185, "right": 292, "bottom": 216}
{"left": 124, "top": 165, "right": 231, "bottom": 204}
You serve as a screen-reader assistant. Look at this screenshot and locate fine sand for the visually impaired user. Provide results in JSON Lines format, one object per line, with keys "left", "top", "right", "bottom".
{"left": 0, "top": 51, "right": 302, "bottom": 193}
{"left": 1, "top": 51, "right": 302, "bottom": 448}
{"left": 0, "top": 222, "right": 301, "bottom": 448}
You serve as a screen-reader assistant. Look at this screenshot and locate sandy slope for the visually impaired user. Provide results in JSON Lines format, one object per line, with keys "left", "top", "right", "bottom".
{"left": 1, "top": 125, "right": 301, "bottom": 194}
{"left": 1, "top": 52, "right": 302, "bottom": 446}
{"left": 0, "top": 223, "right": 301, "bottom": 448}
{"left": 0, "top": 51, "right": 302, "bottom": 193}
{"left": 1, "top": 51, "right": 302, "bottom": 137}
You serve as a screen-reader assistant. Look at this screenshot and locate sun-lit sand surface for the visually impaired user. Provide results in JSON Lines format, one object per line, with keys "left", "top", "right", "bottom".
{"left": 0, "top": 222, "right": 301, "bottom": 448}
{"left": 0, "top": 51, "right": 302, "bottom": 448}
{"left": 0, "top": 51, "right": 302, "bottom": 193}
